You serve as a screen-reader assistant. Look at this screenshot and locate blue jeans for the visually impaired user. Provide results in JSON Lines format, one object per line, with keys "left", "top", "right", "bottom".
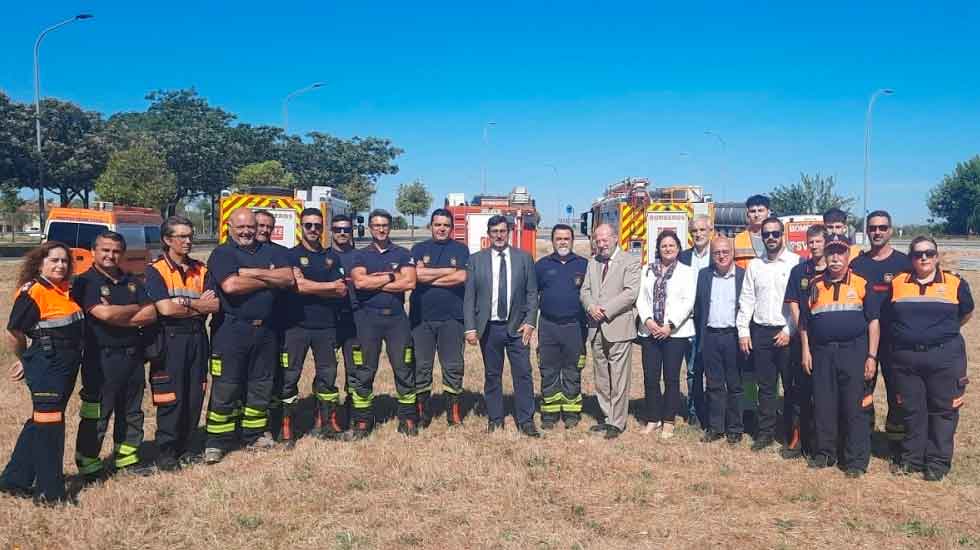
{"left": 686, "top": 335, "right": 706, "bottom": 425}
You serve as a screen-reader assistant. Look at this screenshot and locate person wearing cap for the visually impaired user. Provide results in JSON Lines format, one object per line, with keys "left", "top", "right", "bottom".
{"left": 780, "top": 224, "right": 828, "bottom": 459}
{"left": 885, "top": 236, "right": 973, "bottom": 481}
{"left": 799, "top": 234, "right": 880, "bottom": 478}
{"left": 737, "top": 217, "right": 800, "bottom": 452}
{"left": 850, "top": 210, "right": 911, "bottom": 462}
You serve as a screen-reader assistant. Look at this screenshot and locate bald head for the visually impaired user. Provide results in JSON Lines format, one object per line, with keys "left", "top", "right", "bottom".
{"left": 710, "top": 235, "right": 734, "bottom": 272}
{"left": 593, "top": 223, "right": 617, "bottom": 258}
{"left": 228, "top": 207, "right": 257, "bottom": 247}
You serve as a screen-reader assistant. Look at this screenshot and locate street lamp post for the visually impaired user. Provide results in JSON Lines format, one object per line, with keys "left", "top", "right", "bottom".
{"left": 545, "top": 163, "right": 559, "bottom": 225}
{"left": 33, "top": 13, "right": 93, "bottom": 228}
{"left": 863, "top": 88, "right": 894, "bottom": 227}
{"left": 704, "top": 130, "right": 727, "bottom": 202}
{"left": 481, "top": 121, "right": 496, "bottom": 195}
{"left": 282, "top": 82, "right": 325, "bottom": 135}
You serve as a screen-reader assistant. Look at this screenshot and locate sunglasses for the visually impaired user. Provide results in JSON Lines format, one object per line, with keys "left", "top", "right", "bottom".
{"left": 303, "top": 223, "right": 324, "bottom": 230}
{"left": 762, "top": 230, "right": 782, "bottom": 239}
{"left": 868, "top": 224, "right": 890, "bottom": 233}
{"left": 910, "top": 249, "right": 938, "bottom": 260}
{"left": 331, "top": 227, "right": 353, "bottom": 234}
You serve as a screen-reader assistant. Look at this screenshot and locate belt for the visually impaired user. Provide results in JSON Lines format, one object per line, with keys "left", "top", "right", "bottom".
{"left": 362, "top": 306, "right": 401, "bottom": 316}
{"left": 34, "top": 336, "right": 81, "bottom": 349}
{"left": 894, "top": 339, "right": 953, "bottom": 353}
{"left": 813, "top": 340, "right": 860, "bottom": 349}
{"left": 226, "top": 315, "right": 265, "bottom": 327}
{"left": 706, "top": 326, "right": 737, "bottom": 333}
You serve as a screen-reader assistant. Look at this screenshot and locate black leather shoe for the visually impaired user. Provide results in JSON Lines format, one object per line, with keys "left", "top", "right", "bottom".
{"left": 845, "top": 468, "right": 864, "bottom": 479}
{"left": 751, "top": 435, "right": 775, "bottom": 452}
{"left": 924, "top": 468, "right": 947, "bottom": 482}
{"left": 807, "top": 455, "right": 833, "bottom": 469}
{"left": 603, "top": 426, "right": 623, "bottom": 439}
{"left": 156, "top": 453, "right": 180, "bottom": 472}
{"left": 519, "top": 423, "right": 542, "bottom": 438}
{"left": 726, "top": 433, "right": 743, "bottom": 446}
{"left": 0, "top": 479, "right": 33, "bottom": 500}
{"left": 487, "top": 420, "right": 505, "bottom": 433}
{"left": 701, "top": 430, "right": 724, "bottom": 443}
{"left": 780, "top": 446, "right": 803, "bottom": 460}
{"left": 589, "top": 423, "right": 610, "bottom": 433}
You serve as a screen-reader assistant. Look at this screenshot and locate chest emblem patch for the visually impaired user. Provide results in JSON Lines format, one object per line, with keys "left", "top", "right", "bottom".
{"left": 883, "top": 273, "right": 894, "bottom": 283}
{"left": 100, "top": 285, "right": 111, "bottom": 297}
{"left": 128, "top": 282, "right": 137, "bottom": 294}
{"left": 300, "top": 257, "right": 309, "bottom": 266}
{"left": 450, "top": 257, "right": 457, "bottom": 267}
{"left": 423, "top": 255, "right": 431, "bottom": 264}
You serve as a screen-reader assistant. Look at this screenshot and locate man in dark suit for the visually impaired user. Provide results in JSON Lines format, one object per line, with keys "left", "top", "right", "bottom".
{"left": 678, "top": 214, "right": 713, "bottom": 428}
{"left": 464, "top": 215, "right": 540, "bottom": 437}
{"left": 694, "top": 236, "right": 746, "bottom": 444}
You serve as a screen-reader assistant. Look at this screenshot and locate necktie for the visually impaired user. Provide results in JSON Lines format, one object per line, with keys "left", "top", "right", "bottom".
{"left": 601, "top": 259, "right": 609, "bottom": 282}
{"left": 497, "top": 251, "right": 508, "bottom": 320}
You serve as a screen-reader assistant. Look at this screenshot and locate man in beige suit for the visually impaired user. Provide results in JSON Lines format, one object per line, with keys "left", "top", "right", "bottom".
{"left": 580, "top": 223, "right": 642, "bottom": 439}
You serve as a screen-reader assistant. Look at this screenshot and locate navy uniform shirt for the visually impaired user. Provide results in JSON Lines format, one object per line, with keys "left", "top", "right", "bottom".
{"left": 850, "top": 249, "right": 910, "bottom": 326}
{"left": 535, "top": 252, "right": 588, "bottom": 322}
{"left": 410, "top": 238, "right": 470, "bottom": 324}
{"left": 800, "top": 270, "right": 879, "bottom": 345}
{"left": 886, "top": 269, "right": 974, "bottom": 347}
{"left": 9, "top": 278, "right": 84, "bottom": 341}
{"left": 72, "top": 266, "right": 150, "bottom": 347}
{"left": 335, "top": 245, "right": 359, "bottom": 316}
{"left": 784, "top": 259, "right": 825, "bottom": 305}
{"left": 352, "top": 241, "right": 415, "bottom": 310}
{"left": 207, "top": 240, "right": 284, "bottom": 321}
{"left": 286, "top": 244, "right": 344, "bottom": 329}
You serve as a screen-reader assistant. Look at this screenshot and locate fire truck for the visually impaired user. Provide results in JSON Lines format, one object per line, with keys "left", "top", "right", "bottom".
{"left": 218, "top": 186, "right": 355, "bottom": 247}
{"left": 445, "top": 186, "right": 540, "bottom": 258}
{"left": 580, "top": 178, "right": 716, "bottom": 264}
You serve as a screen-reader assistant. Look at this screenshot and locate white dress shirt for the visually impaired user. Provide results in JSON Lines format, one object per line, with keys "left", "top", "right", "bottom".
{"left": 736, "top": 246, "right": 800, "bottom": 339}
{"left": 690, "top": 245, "right": 711, "bottom": 273}
{"left": 707, "top": 267, "right": 737, "bottom": 328}
{"left": 490, "top": 246, "right": 513, "bottom": 321}
{"left": 636, "top": 261, "right": 696, "bottom": 338}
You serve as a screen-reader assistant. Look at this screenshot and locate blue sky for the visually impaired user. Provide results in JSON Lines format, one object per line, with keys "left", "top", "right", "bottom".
{"left": 3, "top": 1, "right": 979, "bottom": 224}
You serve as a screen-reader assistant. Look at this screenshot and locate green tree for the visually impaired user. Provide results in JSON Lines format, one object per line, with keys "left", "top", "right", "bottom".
{"left": 391, "top": 215, "right": 409, "bottom": 230}
{"left": 94, "top": 142, "right": 177, "bottom": 215}
{"left": 927, "top": 155, "right": 980, "bottom": 235}
{"left": 233, "top": 160, "right": 296, "bottom": 191}
{"left": 770, "top": 173, "right": 855, "bottom": 218}
{"left": 395, "top": 179, "right": 433, "bottom": 240}
{"left": 0, "top": 184, "right": 25, "bottom": 242}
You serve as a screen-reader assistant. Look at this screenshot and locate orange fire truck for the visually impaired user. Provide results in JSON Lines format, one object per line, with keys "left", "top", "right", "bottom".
{"left": 445, "top": 186, "right": 540, "bottom": 258}
{"left": 218, "top": 186, "right": 354, "bottom": 247}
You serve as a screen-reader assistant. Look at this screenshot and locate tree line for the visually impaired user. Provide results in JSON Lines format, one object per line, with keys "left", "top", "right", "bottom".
{"left": 0, "top": 88, "right": 404, "bottom": 229}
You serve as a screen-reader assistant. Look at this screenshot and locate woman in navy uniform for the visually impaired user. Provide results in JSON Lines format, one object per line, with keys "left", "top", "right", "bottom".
{"left": 886, "top": 236, "right": 973, "bottom": 481}
{"left": 0, "top": 242, "right": 84, "bottom": 504}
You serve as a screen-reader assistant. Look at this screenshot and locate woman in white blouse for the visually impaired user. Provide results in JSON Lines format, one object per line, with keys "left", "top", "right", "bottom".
{"left": 637, "top": 231, "right": 697, "bottom": 439}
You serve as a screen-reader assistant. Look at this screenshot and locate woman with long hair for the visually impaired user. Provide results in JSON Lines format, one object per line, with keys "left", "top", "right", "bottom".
{"left": 636, "top": 231, "right": 696, "bottom": 439}
{"left": 0, "top": 241, "right": 84, "bottom": 504}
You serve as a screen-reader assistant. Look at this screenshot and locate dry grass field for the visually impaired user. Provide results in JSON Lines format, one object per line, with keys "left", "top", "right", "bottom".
{"left": 0, "top": 243, "right": 979, "bottom": 549}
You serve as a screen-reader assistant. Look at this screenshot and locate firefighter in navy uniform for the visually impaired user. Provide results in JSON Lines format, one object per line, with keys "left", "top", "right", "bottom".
{"left": 204, "top": 208, "right": 294, "bottom": 464}
{"left": 410, "top": 208, "right": 470, "bottom": 427}
{"left": 799, "top": 235, "right": 880, "bottom": 478}
{"left": 281, "top": 208, "right": 348, "bottom": 442}
{"left": 534, "top": 224, "right": 588, "bottom": 430}
{"left": 886, "top": 236, "right": 973, "bottom": 481}
{"left": 781, "top": 224, "right": 828, "bottom": 459}
{"left": 73, "top": 232, "right": 158, "bottom": 479}
{"left": 330, "top": 214, "right": 360, "bottom": 427}
{"left": 144, "top": 216, "right": 220, "bottom": 471}
{"left": 849, "top": 210, "right": 911, "bottom": 461}
{"left": 0, "top": 243, "right": 83, "bottom": 504}
{"left": 349, "top": 209, "right": 419, "bottom": 438}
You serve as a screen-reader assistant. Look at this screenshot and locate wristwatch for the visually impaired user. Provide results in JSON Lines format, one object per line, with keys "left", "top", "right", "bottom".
{"left": 388, "top": 273, "right": 396, "bottom": 283}
{"left": 667, "top": 321, "right": 676, "bottom": 331}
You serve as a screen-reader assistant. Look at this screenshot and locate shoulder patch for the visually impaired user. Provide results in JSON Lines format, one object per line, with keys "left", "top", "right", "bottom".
{"left": 19, "top": 281, "right": 35, "bottom": 293}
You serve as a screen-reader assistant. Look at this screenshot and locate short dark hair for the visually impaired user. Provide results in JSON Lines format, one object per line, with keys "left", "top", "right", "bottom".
{"left": 805, "top": 223, "right": 828, "bottom": 240}
{"left": 430, "top": 208, "right": 453, "bottom": 226}
{"left": 822, "top": 208, "right": 848, "bottom": 224}
{"left": 760, "top": 216, "right": 784, "bottom": 232}
{"left": 866, "top": 210, "right": 892, "bottom": 226}
{"left": 331, "top": 214, "right": 351, "bottom": 226}
{"left": 654, "top": 230, "right": 683, "bottom": 261}
{"left": 368, "top": 209, "right": 392, "bottom": 224}
{"left": 487, "top": 215, "right": 511, "bottom": 231}
{"left": 254, "top": 209, "right": 274, "bottom": 222}
{"left": 745, "top": 195, "right": 770, "bottom": 209}
{"left": 161, "top": 215, "right": 193, "bottom": 252}
{"left": 94, "top": 230, "right": 127, "bottom": 251}
{"left": 551, "top": 224, "right": 574, "bottom": 240}
{"left": 301, "top": 207, "right": 323, "bottom": 219}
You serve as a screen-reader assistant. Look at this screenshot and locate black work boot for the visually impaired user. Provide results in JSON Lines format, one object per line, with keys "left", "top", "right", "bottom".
{"left": 563, "top": 413, "right": 581, "bottom": 430}
{"left": 416, "top": 392, "right": 432, "bottom": 429}
{"left": 540, "top": 413, "right": 559, "bottom": 430}
{"left": 318, "top": 404, "right": 344, "bottom": 440}
{"left": 446, "top": 395, "right": 464, "bottom": 427}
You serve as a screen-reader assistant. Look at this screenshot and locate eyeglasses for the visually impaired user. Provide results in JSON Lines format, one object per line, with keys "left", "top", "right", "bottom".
{"left": 868, "top": 224, "right": 890, "bottom": 233}
{"left": 303, "top": 223, "right": 323, "bottom": 230}
{"left": 910, "top": 249, "right": 938, "bottom": 260}
{"left": 762, "top": 230, "right": 782, "bottom": 239}
{"left": 331, "top": 227, "right": 353, "bottom": 234}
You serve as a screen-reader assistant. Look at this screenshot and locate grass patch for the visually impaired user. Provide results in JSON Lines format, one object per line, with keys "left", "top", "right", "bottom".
{"left": 236, "top": 515, "right": 263, "bottom": 530}
{"left": 899, "top": 519, "right": 941, "bottom": 538}
{"left": 335, "top": 531, "right": 370, "bottom": 550}
{"left": 790, "top": 489, "right": 819, "bottom": 503}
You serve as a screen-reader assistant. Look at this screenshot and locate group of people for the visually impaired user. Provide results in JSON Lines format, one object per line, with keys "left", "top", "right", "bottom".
{"left": 0, "top": 193, "right": 972, "bottom": 506}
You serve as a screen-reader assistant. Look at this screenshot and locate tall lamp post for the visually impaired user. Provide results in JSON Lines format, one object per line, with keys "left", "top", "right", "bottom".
{"left": 863, "top": 88, "right": 894, "bottom": 228}
{"left": 704, "top": 130, "right": 727, "bottom": 202}
{"left": 282, "top": 82, "right": 325, "bottom": 135}
{"left": 481, "top": 121, "right": 496, "bottom": 195}
{"left": 33, "top": 13, "right": 93, "bottom": 228}
{"left": 545, "top": 163, "right": 559, "bottom": 225}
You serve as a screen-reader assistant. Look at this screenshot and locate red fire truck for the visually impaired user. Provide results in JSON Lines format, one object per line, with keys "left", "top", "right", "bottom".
{"left": 445, "top": 187, "right": 540, "bottom": 258}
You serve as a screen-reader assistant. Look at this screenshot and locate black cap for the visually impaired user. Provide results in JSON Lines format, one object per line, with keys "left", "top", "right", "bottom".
{"left": 825, "top": 233, "right": 851, "bottom": 253}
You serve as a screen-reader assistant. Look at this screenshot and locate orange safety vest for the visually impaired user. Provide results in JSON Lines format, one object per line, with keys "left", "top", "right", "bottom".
{"left": 148, "top": 255, "right": 209, "bottom": 300}
{"left": 16, "top": 278, "right": 84, "bottom": 335}
{"left": 734, "top": 230, "right": 759, "bottom": 269}
{"left": 807, "top": 271, "right": 868, "bottom": 316}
